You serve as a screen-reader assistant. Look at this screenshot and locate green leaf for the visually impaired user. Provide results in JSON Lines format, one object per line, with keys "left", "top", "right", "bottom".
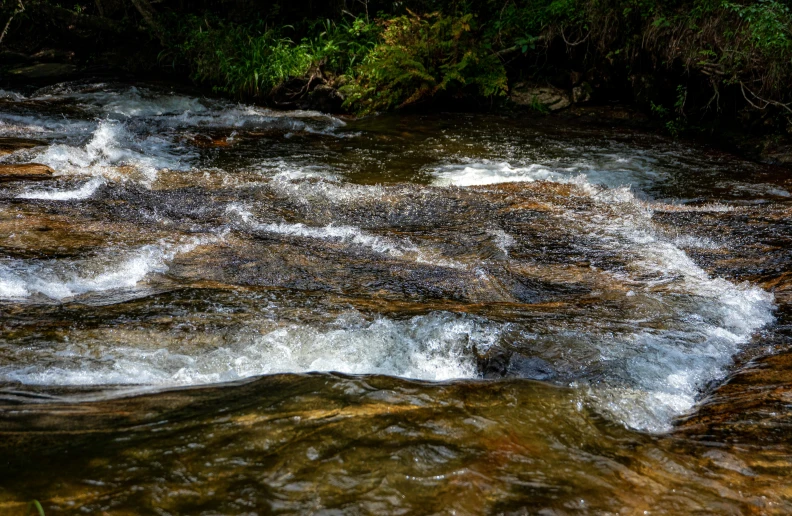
{"left": 27, "top": 500, "right": 45, "bottom": 516}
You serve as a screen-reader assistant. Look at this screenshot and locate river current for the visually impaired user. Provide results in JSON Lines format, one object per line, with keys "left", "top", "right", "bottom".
{"left": 1, "top": 82, "right": 791, "bottom": 514}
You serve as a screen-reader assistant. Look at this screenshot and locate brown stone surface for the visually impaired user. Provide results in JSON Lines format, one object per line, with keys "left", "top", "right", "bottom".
{"left": 676, "top": 343, "right": 792, "bottom": 445}
{"left": 0, "top": 163, "right": 55, "bottom": 182}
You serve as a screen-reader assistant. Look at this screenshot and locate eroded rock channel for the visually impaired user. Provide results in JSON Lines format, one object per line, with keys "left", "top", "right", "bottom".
{"left": 1, "top": 83, "right": 791, "bottom": 514}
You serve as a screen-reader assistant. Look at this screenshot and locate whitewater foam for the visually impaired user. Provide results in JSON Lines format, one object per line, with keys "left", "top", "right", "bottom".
{"left": 226, "top": 204, "right": 464, "bottom": 268}
{"left": 57, "top": 85, "right": 345, "bottom": 134}
{"left": 17, "top": 177, "right": 104, "bottom": 201}
{"left": 432, "top": 162, "right": 568, "bottom": 187}
{"left": 430, "top": 159, "right": 776, "bottom": 432}
{"left": 32, "top": 119, "right": 191, "bottom": 183}
{"left": 1, "top": 312, "right": 498, "bottom": 385}
{"left": 3, "top": 85, "right": 347, "bottom": 187}
{"left": 0, "top": 89, "right": 25, "bottom": 101}
{"left": 489, "top": 229, "right": 515, "bottom": 256}
{"left": 0, "top": 238, "right": 207, "bottom": 301}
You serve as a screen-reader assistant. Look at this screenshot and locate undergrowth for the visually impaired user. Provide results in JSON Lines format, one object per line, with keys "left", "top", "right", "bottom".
{"left": 145, "top": 0, "right": 792, "bottom": 126}
{"left": 174, "top": 17, "right": 314, "bottom": 97}
{"left": 340, "top": 12, "right": 508, "bottom": 114}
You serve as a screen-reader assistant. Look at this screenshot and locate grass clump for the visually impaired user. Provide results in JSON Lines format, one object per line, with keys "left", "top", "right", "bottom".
{"left": 176, "top": 17, "right": 314, "bottom": 98}
{"left": 302, "top": 17, "right": 381, "bottom": 77}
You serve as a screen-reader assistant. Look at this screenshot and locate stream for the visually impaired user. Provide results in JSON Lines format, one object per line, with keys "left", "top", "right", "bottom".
{"left": 1, "top": 82, "right": 792, "bottom": 514}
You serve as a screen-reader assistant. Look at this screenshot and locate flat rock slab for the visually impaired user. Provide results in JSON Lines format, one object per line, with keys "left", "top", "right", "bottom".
{"left": 0, "top": 163, "right": 55, "bottom": 182}
{"left": 0, "top": 137, "right": 45, "bottom": 156}
{"left": 7, "top": 63, "right": 77, "bottom": 79}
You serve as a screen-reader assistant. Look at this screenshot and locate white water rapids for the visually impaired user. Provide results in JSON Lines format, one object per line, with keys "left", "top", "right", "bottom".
{"left": 0, "top": 83, "right": 778, "bottom": 433}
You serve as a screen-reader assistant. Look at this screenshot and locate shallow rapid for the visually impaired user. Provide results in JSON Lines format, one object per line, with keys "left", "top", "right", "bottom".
{"left": 2, "top": 82, "right": 792, "bottom": 514}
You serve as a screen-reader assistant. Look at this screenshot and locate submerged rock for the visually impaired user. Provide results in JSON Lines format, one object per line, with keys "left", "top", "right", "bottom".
{"left": 477, "top": 349, "right": 557, "bottom": 381}
{"left": 510, "top": 83, "right": 571, "bottom": 111}
{"left": 308, "top": 83, "right": 345, "bottom": 113}
{"left": 270, "top": 75, "right": 346, "bottom": 113}
{"left": 7, "top": 63, "right": 77, "bottom": 80}
{"left": 0, "top": 137, "right": 45, "bottom": 156}
{"left": 0, "top": 163, "right": 55, "bottom": 182}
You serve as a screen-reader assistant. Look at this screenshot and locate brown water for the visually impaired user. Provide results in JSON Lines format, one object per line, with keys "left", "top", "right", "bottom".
{"left": 1, "top": 82, "right": 791, "bottom": 514}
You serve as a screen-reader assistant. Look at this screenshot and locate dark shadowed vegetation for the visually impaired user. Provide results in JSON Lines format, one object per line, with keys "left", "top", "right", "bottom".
{"left": 1, "top": 0, "right": 791, "bottom": 137}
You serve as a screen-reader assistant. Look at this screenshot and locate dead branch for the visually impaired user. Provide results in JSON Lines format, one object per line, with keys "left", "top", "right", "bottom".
{"left": 740, "top": 82, "right": 792, "bottom": 114}
{"left": 698, "top": 62, "right": 725, "bottom": 76}
{"left": 704, "top": 84, "right": 721, "bottom": 113}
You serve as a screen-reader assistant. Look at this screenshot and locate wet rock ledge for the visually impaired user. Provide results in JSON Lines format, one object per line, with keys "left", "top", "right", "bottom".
{"left": 0, "top": 164, "right": 54, "bottom": 182}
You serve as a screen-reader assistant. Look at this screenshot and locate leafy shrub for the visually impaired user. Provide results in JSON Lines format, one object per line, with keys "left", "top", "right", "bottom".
{"left": 303, "top": 17, "right": 381, "bottom": 76}
{"left": 177, "top": 17, "right": 313, "bottom": 97}
{"left": 341, "top": 12, "right": 508, "bottom": 114}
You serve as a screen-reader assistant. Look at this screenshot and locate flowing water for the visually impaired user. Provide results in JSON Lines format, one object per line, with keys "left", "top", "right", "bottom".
{"left": 1, "top": 82, "right": 792, "bottom": 514}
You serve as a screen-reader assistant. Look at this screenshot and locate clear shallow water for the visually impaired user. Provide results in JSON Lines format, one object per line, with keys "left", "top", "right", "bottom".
{"left": 1, "top": 82, "right": 792, "bottom": 513}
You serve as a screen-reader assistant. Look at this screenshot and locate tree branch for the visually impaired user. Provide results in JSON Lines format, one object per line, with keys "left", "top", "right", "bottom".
{"left": 740, "top": 82, "right": 792, "bottom": 115}
{"left": 560, "top": 27, "right": 590, "bottom": 47}
{"left": 128, "top": 0, "right": 167, "bottom": 45}
{"left": 0, "top": 0, "right": 25, "bottom": 46}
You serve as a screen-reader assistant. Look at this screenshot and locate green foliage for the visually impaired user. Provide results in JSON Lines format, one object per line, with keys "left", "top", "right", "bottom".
{"left": 341, "top": 12, "right": 508, "bottom": 114}
{"left": 724, "top": 0, "right": 792, "bottom": 51}
{"left": 164, "top": 0, "right": 792, "bottom": 119}
{"left": 302, "top": 17, "right": 380, "bottom": 75}
{"left": 177, "top": 17, "right": 314, "bottom": 97}
{"left": 666, "top": 0, "right": 792, "bottom": 103}
{"left": 650, "top": 84, "right": 688, "bottom": 136}
{"left": 27, "top": 500, "right": 45, "bottom": 516}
